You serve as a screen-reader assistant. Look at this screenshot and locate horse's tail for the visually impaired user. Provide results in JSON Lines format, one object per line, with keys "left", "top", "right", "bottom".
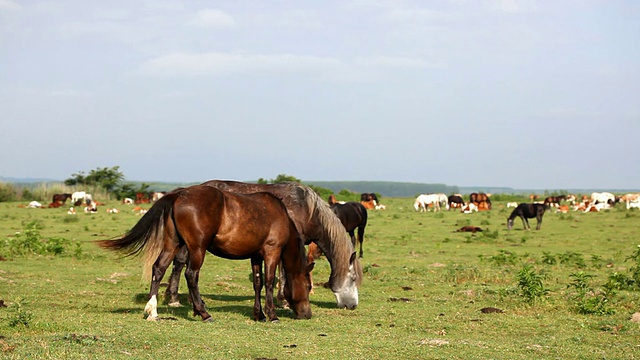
{"left": 97, "top": 193, "right": 179, "bottom": 261}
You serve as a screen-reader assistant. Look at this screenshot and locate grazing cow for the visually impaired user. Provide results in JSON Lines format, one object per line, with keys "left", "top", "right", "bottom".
{"left": 507, "top": 203, "right": 548, "bottom": 230}
{"left": 506, "top": 202, "right": 518, "bottom": 208}
{"left": 448, "top": 195, "right": 465, "bottom": 209}
{"left": 52, "top": 193, "right": 72, "bottom": 205}
{"left": 122, "top": 197, "right": 134, "bottom": 205}
{"left": 543, "top": 195, "right": 566, "bottom": 208}
{"left": 470, "top": 192, "right": 492, "bottom": 209}
{"left": 106, "top": 208, "right": 119, "bottom": 214}
{"left": 556, "top": 205, "right": 570, "bottom": 213}
{"left": 67, "top": 207, "right": 76, "bottom": 215}
{"left": 585, "top": 202, "right": 610, "bottom": 212}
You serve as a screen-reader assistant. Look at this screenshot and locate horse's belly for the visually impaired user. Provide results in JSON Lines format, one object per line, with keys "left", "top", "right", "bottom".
{"left": 207, "top": 235, "right": 265, "bottom": 259}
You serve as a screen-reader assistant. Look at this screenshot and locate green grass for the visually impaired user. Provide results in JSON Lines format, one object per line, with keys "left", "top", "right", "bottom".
{"left": 0, "top": 199, "right": 639, "bottom": 359}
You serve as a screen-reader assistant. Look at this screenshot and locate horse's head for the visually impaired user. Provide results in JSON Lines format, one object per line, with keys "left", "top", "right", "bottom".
{"left": 332, "top": 252, "right": 361, "bottom": 310}
{"left": 284, "top": 262, "right": 314, "bottom": 319}
{"left": 507, "top": 218, "right": 514, "bottom": 230}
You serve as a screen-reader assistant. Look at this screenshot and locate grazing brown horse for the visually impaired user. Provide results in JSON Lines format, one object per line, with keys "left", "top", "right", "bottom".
{"left": 507, "top": 203, "right": 548, "bottom": 231}
{"left": 470, "top": 192, "right": 492, "bottom": 209}
{"left": 98, "top": 185, "right": 313, "bottom": 322}
{"left": 52, "top": 193, "right": 72, "bottom": 205}
{"left": 543, "top": 195, "right": 566, "bottom": 207}
{"left": 164, "top": 180, "right": 362, "bottom": 310}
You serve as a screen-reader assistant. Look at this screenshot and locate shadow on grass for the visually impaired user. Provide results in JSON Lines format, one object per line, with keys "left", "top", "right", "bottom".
{"left": 110, "top": 292, "right": 334, "bottom": 321}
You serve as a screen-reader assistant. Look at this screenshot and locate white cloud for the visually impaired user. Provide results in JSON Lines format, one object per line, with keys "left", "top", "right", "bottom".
{"left": 490, "top": 0, "right": 537, "bottom": 13}
{"left": 357, "top": 56, "right": 442, "bottom": 69}
{"left": 190, "top": 9, "right": 235, "bottom": 28}
{"left": 138, "top": 52, "right": 342, "bottom": 77}
{"left": 0, "top": 0, "right": 20, "bottom": 10}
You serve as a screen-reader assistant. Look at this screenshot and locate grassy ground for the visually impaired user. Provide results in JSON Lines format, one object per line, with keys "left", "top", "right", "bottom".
{"left": 1, "top": 198, "right": 639, "bottom": 359}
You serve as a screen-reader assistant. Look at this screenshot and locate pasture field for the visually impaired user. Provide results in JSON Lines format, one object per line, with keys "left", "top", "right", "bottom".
{"left": 1, "top": 198, "right": 639, "bottom": 359}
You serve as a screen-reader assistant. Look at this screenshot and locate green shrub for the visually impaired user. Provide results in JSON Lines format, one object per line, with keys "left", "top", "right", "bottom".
{"left": 517, "top": 264, "right": 548, "bottom": 304}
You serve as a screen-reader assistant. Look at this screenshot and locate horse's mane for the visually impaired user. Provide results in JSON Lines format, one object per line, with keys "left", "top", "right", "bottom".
{"left": 299, "top": 185, "right": 363, "bottom": 287}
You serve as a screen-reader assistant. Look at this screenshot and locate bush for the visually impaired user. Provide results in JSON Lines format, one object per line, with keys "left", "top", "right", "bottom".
{"left": 517, "top": 264, "right": 548, "bottom": 304}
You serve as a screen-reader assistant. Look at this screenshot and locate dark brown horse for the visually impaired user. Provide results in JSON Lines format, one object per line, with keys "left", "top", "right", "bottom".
{"left": 543, "top": 195, "right": 566, "bottom": 207}
{"left": 507, "top": 203, "right": 548, "bottom": 231}
{"left": 98, "top": 185, "right": 313, "bottom": 322}
{"left": 165, "top": 180, "right": 362, "bottom": 310}
{"left": 52, "top": 193, "right": 72, "bottom": 205}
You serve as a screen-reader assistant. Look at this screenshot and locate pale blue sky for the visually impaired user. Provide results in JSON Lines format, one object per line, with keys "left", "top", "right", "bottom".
{"left": 2, "top": 0, "right": 639, "bottom": 189}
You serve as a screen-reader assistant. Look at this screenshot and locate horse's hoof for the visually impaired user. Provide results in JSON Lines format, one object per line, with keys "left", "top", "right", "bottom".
{"left": 167, "top": 301, "right": 182, "bottom": 308}
{"left": 202, "top": 317, "right": 214, "bottom": 323}
{"left": 146, "top": 316, "right": 159, "bottom": 322}
{"left": 271, "top": 318, "right": 280, "bottom": 323}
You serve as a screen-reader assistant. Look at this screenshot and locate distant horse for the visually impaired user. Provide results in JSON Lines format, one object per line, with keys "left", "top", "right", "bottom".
{"left": 71, "top": 191, "right": 86, "bottom": 206}
{"left": 360, "top": 193, "right": 378, "bottom": 203}
{"left": 165, "top": 180, "right": 362, "bottom": 310}
{"left": 435, "top": 193, "right": 449, "bottom": 210}
{"left": 52, "top": 193, "right": 72, "bottom": 205}
{"left": 543, "top": 195, "right": 566, "bottom": 207}
{"left": 507, "top": 203, "right": 548, "bottom": 231}
{"left": 414, "top": 194, "right": 442, "bottom": 212}
{"left": 98, "top": 185, "right": 313, "bottom": 322}
{"left": 328, "top": 194, "right": 338, "bottom": 205}
{"left": 448, "top": 195, "right": 465, "bottom": 209}
{"left": 331, "top": 202, "right": 368, "bottom": 258}
{"left": 591, "top": 192, "right": 615, "bottom": 205}
{"left": 470, "top": 192, "right": 492, "bottom": 209}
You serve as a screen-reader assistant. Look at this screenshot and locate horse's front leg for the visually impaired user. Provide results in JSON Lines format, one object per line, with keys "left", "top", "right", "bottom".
{"left": 251, "top": 257, "right": 266, "bottom": 321}
{"left": 521, "top": 216, "right": 530, "bottom": 230}
{"left": 165, "top": 244, "right": 188, "bottom": 307}
{"left": 276, "top": 262, "right": 289, "bottom": 308}
{"left": 145, "top": 249, "right": 176, "bottom": 321}
{"left": 184, "top": 249, "right": 212, "bottom": 322}
{"left": 536, "top": 216, "right": 543, "bottom": 230}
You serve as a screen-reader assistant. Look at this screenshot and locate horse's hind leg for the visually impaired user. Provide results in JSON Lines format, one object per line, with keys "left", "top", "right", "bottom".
{"left": 184, "top": 249, "right": 212, "bottom": 321}
{"left": 251, "top": 257, "right": 266, "bottom": 321}
{"left": 145, "top": 250, "right": 177, "bottom": 321}
{"left": 165, "top": 244, "right": 188, "bottom": 307}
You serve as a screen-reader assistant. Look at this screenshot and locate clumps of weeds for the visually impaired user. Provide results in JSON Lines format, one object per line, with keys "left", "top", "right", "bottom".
{"left": 516, "top": 264, "right": 548, "bottom": 305}
{"left": 567, "top": 272, "right": 615, "bottom": 315}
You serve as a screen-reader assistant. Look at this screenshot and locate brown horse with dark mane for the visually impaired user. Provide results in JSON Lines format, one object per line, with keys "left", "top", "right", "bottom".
{"left": 164, "top": 180, "right": 362, "bottom": 310}
{"left": 543, "top": 195, "right": 566, "bottom": 207}
{"left": 98, "top": 185, "right": 313, "bottom": 322}
{"left": 52, "top": 193, "right": 72, "bottom": 205}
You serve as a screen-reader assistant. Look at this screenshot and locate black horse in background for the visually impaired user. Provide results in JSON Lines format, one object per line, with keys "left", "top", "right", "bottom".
{"left": 507, "top": 203, "right": 548, "bottom": 230}
{"left": 331, "top": 202, "right": 368, "bottom": 258}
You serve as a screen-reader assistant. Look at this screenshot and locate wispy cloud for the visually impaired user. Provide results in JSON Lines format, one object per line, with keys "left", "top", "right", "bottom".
{"left": 190, "top": 9, "right": 235, "bottom": 28}
{"left": 138, "top": 52, "right": 342, "bottom": 77}
{"left": 357, "top": 56, "right": 443, "bottom": 69}
{"left": 0, "top": 0, "right": 20, "bottom": 11}
{"left": 489, "top": 0, "right": 537, "bottom": 13}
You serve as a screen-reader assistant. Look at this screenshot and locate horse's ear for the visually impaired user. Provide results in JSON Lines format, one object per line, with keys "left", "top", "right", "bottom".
{"left": 307, "top": 262, "right": 315, "bottom": 273}
{"left": 350, "top": 252, "right": 357, "bottom": 264}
